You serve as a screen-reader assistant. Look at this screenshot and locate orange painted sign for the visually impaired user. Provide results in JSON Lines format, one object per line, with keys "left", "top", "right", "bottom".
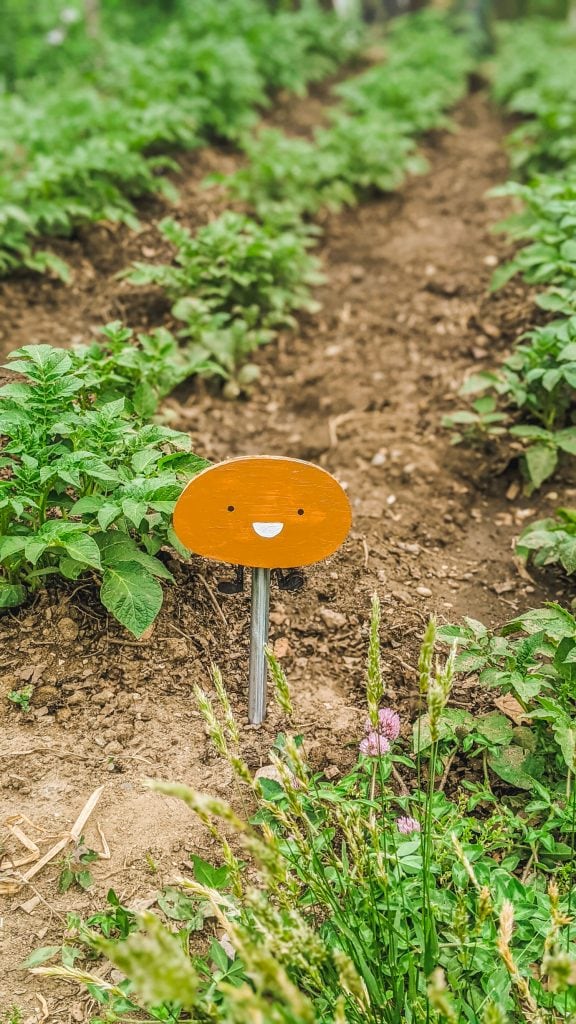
{"left": 173, "top": 456, "right": 352, "bottom": 569}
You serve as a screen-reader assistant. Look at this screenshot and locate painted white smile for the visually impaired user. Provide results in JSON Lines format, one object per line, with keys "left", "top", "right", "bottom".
{"left": 252, "top": 521, "right": 284, "bottom": 539}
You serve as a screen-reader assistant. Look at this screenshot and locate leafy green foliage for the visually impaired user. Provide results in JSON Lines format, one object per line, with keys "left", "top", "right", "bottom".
{"left": 76, "top": 321, "right": 215, "bottom": 418}
{"left": 125, "top": 213, "right": 322, "bottom": 378}
{"left": 492, "top": 20, "right": 576, "bottom": 175}
{"left": 7, "top": 685, "right": 33, "bottom": 711}
{"left": 0, "top": 339, "right": 207, "bottom": 635}
{"left": 223, "top": 13, "right": 471, "bottom": 222}
{"left": 491, "top": 177, "right": 576, "bottom": 292}
{"left": 0, "top": 1008, "right": 23, "bottom": 1024}
{"left": 30, "top": 617, "right": 576, "bottom": 1023}
{"left": 438, "top": 604, "right": 576, "bottom": 790}
{"left": 449, "top": 26, "right": 576, "bottom": 492}
{"left": 0, "top": 1, "right": 363, "bottom": 274}
{"left": 59, "top": 839, "right": 100, "bottom": 893}
{"left": 335, "top": 10, "right": 473, "bottom": 133}
{"left": 445, "top": 315, "right": 576, "bottom": 490}
{"left": 518, "top": 508, "right": 576, "bottom": 575}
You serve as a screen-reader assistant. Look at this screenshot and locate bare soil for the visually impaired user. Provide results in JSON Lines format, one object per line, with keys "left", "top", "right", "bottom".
{"left": 1, "top": 88, "right": 572, "bottom": 1021}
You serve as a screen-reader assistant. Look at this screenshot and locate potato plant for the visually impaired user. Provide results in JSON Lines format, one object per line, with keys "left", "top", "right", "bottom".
{"left": 124, "top": 213, "right": 323, "bottom": 379}
{"left": 0, "top": 342, "right": 207, "bottom": 636}
{"left": 446, "top": 24, "right": 576, "bottom": 493}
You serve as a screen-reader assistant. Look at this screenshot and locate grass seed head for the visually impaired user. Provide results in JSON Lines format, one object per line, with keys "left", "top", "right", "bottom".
{"left": 418, "top": 616, "right": 437, "bottom": 695}
{"left": 366, "top": 591, "right": 383, "bottom": 726}
{"left": 265, "top": 645, "right": 294, "bottom": 718}
{"left": 427, "top": 968, "right": 459, "bottom": 1024}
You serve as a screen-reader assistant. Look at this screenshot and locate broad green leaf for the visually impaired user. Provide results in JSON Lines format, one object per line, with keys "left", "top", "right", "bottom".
{"left": 59, "top": 556, "right": 87, "bottom": 581}
{"left": 100, "top": 562, "right": 163, "bottom": 637}
{"left": 21, "top": 946, "right": 61, "bottom": 968}
{"left": 61, "top": 534, "right": 102, "bottom": 569}
{"left": 413, "top": 709, "right": 473, "bottom": 753}
{"left": 121, "top": 499, "right": 148, "bottom": 528}
{"left": 0, "top": 536, "right": 27, "bottom": 560}
{"left": 166, "top": 525, "right": 192, "bottom": 559}
{"left": 488, "top": 746, "right": 541, "bottom": 790}
{"left": 558, "top": 539, "right": 576, "bottom": 574}
{"left": 459, "top": 372, "right": 500, "bottom": 395}
{"left": 475, "top": 713, "right": 513, "bottom": 746}
{"left": 69, "top": 496, "right": 106, "bottom": 515}
{"left": 190, "top": 854, "right": 229, "bottom": 889}
{"left": 133, "top": 382, "right": 158, "bottom": 418}
{"left": 516, "top": 604, "right": 576, "bottom": 640}
{"left": 524, "top": 444, "right": 558, "bottom": 489}
{"left": 24, "top": 538, "right": 48, "bottom": 566}
{"left": 97, "top": 503, "right": 121, "bottom": 530}
{"left": 0, "top": 580, "right": 27, "bottom": 607}
{"left": 560, "top": 239, "right": 576, "bottom": 261}
{"left": 512, "top": 676, "right": 546, "bottom": 702}
{"left": 554, "top": 724, "right": 576, "bottom": 772}
{"left": 96, "top": 532, "right": 173, "bottom": 580}
{"left": 491, "top": 262, "right": 517, "bottom": 291}
{"left": 554, "top": 429, "right": 576, "bottom": 455}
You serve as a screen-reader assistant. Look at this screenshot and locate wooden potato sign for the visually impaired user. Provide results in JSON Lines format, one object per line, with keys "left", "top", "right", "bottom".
{"left": 173, "top": 456, "right": 352, "bottom": 724}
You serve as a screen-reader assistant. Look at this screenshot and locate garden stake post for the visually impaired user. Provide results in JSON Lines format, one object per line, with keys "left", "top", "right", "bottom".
{"left": 172, "top": 456, "right": 352, "bottom": 725}
{"left": 249, "top": 567, "right": 270, "bottom": 724}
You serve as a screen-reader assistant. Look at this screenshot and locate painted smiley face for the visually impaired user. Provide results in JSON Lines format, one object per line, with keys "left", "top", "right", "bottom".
{"left": 172, "top": 456, "right": 352, "bottom": 569}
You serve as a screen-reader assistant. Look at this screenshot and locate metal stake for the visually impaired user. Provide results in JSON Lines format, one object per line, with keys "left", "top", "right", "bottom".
{"left": 248, "top": 567, "right": 270, "bottom": 724}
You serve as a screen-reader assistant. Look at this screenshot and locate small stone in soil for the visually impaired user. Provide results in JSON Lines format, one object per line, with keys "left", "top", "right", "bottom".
{"left": 319, "top": 608, "right": 346, "bottom": 629}
{"left": 57, "top": 617, "right": 80, "bottom": 641}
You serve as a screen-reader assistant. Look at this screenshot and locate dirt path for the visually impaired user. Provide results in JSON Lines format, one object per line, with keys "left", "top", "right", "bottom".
{"left": 0, "top": 90, "right": 567, "bottom": 1019}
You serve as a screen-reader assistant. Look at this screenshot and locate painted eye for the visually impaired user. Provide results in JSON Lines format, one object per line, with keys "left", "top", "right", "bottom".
{"left": 227, "top": 505, "right": 235, "bottom": 512}
{"left": 297, "top": 508, "right": 304, "bottom": 516}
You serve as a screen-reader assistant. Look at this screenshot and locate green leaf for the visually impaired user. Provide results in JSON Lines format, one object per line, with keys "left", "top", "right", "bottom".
{"left": 59, "top": 556, "right": 87, "bottom": 581}
{"left": 157, "top": 887, "right": 206, "bottom": 926}
{"left": 69, "top": 496, "right": 106, "bottom": 515}
{"left": 24, "top": 538, "right": 48, "bottom": 566}
{"left": 488, "top": 745, "right": 540, "bottom": 790}
{"left": 475, "top": 713, "right": 513, "bottom": 746}
{"left": 554, "top": 429, "right": 576, "bottom": 455}
{"left": 100, "top": 562, "right": 163, "bottom": 637}
{"left": 524, "top": 444, "right": 558, "bottom": 489}
{"left": 0, "top": 580, "right": 27, "bottom": 607}
{"left": 97, "top": 504, "right": 121, "bottom": 530}
{"left": 96, "top": 532, "right": 173, "bottom": 580}
{"left": 190, "top": 854, "right": 229, "bottom": 889}
{"left": 554, "top": 724, "right": 576, "bottom": 772}
{"left": 121, "top": 499, "right": 148, "bottom": 529}
{"left": 62, "top": 534, "right": 102, "bottom": 570}
{"left": 412, "top": 709, "right": 473, "bottom": 753}
{"left": 560, "top": 239, "right": 576, "bottom": 261}
{"left": 133, "top": 382, "right": 158, "bottom": 418}
{"left": 21, "top": 945, "right": 61, "bottom": 968}
{"left": 515, "top": 604, "right": 576, "bottom": 640}
{"left": 0, "top": 536, "right": 27, "bottom": 561}
{"left": 166, "top": 525, "right": 191, "bottom": 559}
{"left": 491, "top": 262, "right": 518, "bottom": 291}
{"left": 59, "top": 868, "right": 75, "bottom": 893}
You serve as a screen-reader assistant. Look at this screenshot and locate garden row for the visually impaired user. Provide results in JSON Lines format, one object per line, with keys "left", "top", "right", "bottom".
{"left": 0, "top": 12, "right": 472, "bottom": 636}
{"left": 0, "top": 0, "right": 362, "bottom": 275}
{"left": 446, "top": 20, "right": 576, "bottom": 578}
